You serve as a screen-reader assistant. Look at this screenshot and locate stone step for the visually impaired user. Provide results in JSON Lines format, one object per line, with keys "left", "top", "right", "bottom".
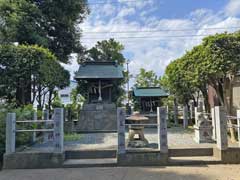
{"left": 65, "top": 150, "right": 116, "bottom": 159}
{"left": 169, "top": 148, "right": 213, "bottom": 157}
{"left": 168, "top": 156, "right": 221, "bottom": 166}
{"left": 62, "top": 158, "right": 117, "bottom": 168}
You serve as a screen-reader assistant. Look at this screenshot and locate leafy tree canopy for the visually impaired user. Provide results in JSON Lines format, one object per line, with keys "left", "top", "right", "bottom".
{"left": 135, "top": 68, "right": 161, "bottom": 88}
{"left": 0, "top": 0, "right": 89, "bottom": 63}
{"left": 0, "top": 44, "right": 70, "bottom": 107}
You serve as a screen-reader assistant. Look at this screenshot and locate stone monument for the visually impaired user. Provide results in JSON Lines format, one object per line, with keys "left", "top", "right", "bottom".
{"left": 194, "top": 108, "right": 213, "bottom": 143}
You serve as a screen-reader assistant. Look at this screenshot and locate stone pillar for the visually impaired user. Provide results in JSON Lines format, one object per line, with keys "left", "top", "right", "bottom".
{"left": 54, "top": 108, "right": 64, "bottom": 153}
{"left": 6, "top": 113, "right": 16, "bottom": 154}
{"left": 183, "top": 105, "right": 188, "bottom": 129}
{"left": 189, "top": 101, "right": 194, "bottom": 120}
{"left": 237, "top": 110, "right": 240, "bottom": 147}
{"left": 33, "top": 111, "right": 37, "bottom": 142}
{"left": 198, "top": 101, "right": 204, "bottom": 112}
{"left": 211, "top": 107, "right": 217, "bottom": 141}
{"left": 157, "top": 107, "right": 168, "bottom": 153}
{"left": 117, "top": 108, "right": 126, "bottom": 155}
{"left": 173, "top": 98, "right": 178, "bottom": 125}
{"left": 43, "top": 109, "right": 49, "bottom": 143}
{"left": 215, "top": 106, "right": 228, "bottom": 150}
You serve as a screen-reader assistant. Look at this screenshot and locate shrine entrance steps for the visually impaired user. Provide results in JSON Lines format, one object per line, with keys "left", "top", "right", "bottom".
{"left": 62, "top": 148, "right": 222, "bottom": 168}
{"left": 63, "top": 149, "right": 117, "bottom": 168}
{"left": 168, "top": 147, "right": 222, "bottom": 166}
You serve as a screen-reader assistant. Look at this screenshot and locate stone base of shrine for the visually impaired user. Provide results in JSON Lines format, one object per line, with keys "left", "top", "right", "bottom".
{"left": 3, "top": 152, "right": 65, "bottom": 169}
{"left": 76, "top": 103, "right": 117, "bottom": 132}
{"left": 117, "top": 150, "right": 168, "bottom": 166}
{"left": 213, "top": 147, "right": 240, "bottom": 164}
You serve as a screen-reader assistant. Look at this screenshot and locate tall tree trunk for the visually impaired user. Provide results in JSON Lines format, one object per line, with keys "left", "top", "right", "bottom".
{"left": 200, "top": 87, "right": 210, "bottom": 113}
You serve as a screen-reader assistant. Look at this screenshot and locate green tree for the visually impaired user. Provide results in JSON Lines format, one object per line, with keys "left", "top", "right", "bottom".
{"left": 0, "top": 44, "right": 70, "bottom": 108}
{"left": 80, "top": 38, "right": 125, "bottom": 65}
{"left": 0, "top": 0, "right": 89, "bottom": 63}
{"left": 134, "top": 68, "right": 161, "bottom": 87}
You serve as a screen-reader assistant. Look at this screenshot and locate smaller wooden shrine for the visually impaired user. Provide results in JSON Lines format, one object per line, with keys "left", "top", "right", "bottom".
{"left": 74, "top": 61, "right": 124, "bottom": 131}
{"left": 133, "top": 87, "right": 168, "bottom": 114}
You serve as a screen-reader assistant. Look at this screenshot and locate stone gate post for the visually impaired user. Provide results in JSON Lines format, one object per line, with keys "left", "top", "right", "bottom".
{"left": 43, "top": 109, "right": 49, "bottom": 143}
{"left": 117, "top": 108, "right": 126, "bottom": 155}
{"left": 54, "top": 108, "right": 64, "bottom": 152}
{"left": 183, "top": 105, "right": 188, "bottom": 129}
{"left": 33, "top": 111, "right": 37, "bottom": 142}
{"left": 237, "top": 110, "right": 240, "bottom": 147}
{"left": 173, "top": 99, "right": 178, "bottom": 125}
{"left": 6, "top": 113, "right": 16, "bottom": 154}
{"left": 215, "top": 106, "right": 228, "bottom": 150}
{"left": 157, "top": 107, "right": 168, "bottom": 153}
{"left": 211, "top": 107, "right": 217, "bottom": 141}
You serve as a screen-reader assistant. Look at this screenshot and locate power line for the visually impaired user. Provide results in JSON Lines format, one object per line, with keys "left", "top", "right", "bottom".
{"left": 81, "top": 34, "right": 217, "bottom": 40}
{"left": 82, "top": 26, "right": 240, "bottom": 34}
{"left": 87, "top": 0, "right": 152, "bottom": 5}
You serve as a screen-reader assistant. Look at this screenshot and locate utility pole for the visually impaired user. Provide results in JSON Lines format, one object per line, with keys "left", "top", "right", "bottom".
{"left": 126, "top": 59, "right": 130, "bottom": 105}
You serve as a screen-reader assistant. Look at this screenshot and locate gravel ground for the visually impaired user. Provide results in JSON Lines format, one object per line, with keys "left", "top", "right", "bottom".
{"left": 1, "top": 165, "right": 240, "bottom": 180}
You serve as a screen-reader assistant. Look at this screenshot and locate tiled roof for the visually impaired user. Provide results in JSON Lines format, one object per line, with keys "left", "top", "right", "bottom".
{"left": 74, "top": 61, "right": 124, "bottom": 79}
{"left": 133, "top": 87, "right": 169, "bottom": 97}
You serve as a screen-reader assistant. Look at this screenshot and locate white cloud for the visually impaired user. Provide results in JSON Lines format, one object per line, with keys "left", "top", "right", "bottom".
{"left": 63, "top": 1, "right": 240, "bottom": 86}
{"left": 117, "top": 7, "right": 136, "bottom": 17}
{"left": 225, "top": 0, "right": 240, "bottom": 16}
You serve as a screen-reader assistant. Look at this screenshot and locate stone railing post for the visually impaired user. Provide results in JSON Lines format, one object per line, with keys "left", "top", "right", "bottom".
{"left": 183, "top": 105, "right": 188, "bottom": 129}
{"left": 173, "top": 99, "right": 178, "bottom": 125}
{"left": 33, "top": 111, "right": 37, "bottom": 142}
{"left": 157, "top": 107, "right": 168, "bottom": 153}
{"left": 54, "top": 108, "right": 64, "bottom": 153}
{"left": 215, "top": 106, "right": 228, "bottom": 150}
{"left": 237, "top": 110, "right": 240, "bottom": 147}
{"left": 211, "top": 107, "right": 217, "bottom": 141}
{"left": 117, "top": 108, "right": 126, "bottom": 155}
{"left": 6, "top": 113, "right": 16, "bottom": 154}
{"left": 43, "top": 109, "right": 49, "bottom": 143}
{"left": 189, "top": 101, "right": 194, "bottom": 120}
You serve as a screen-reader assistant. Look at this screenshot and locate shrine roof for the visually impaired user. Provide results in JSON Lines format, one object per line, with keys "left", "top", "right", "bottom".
{"left": 74, "top": 61, "right": 124, "bottom": 80}
{"left": 133, "top": 87, "right": 169, "bottom": 97}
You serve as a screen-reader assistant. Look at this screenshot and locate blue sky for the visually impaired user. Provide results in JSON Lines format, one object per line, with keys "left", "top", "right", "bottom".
{"left": 64, "top": 0, "right": 240, "bottom": 86}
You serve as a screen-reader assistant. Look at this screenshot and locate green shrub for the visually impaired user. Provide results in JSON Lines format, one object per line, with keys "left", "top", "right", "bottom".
{"left": 0, "top": 104, "right": 35, "bottom": 158}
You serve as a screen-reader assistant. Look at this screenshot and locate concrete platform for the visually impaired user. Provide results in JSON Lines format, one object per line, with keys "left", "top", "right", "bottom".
{"left": 63, "top": 158, "right": 117, "bottom": 168}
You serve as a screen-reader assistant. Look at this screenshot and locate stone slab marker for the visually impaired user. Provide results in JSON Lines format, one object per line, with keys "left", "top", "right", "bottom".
{"left": 237, "top": 110, "right": 240, "bottom": 147}
{"left": 6, "top": 113, "right": 16, "bottom": 154}
{"left": 215, "top": 106, "right": 228, "bottom": 150}
{"left": 157, "top": 107, "right": 168, "bottom": 153}
{"left": 211, "top": 107, "right": 217, "bottom": 141}
{"left": 33, "top": 111, "right": 37, "bottom": 142}
{"left": 54, "top": 108, "right": 64, "bottom": 152}
{"left": 183, "top": 105, "right": 188, "bottom": 129}
{"left": 117, "top": 108, "right": 126, "bottom": 154}
{"left": 43, "top": 109, "right": 49, "bottom": 143}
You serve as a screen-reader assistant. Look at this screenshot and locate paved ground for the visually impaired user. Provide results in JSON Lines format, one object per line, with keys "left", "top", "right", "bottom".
{"left": 1, "top": 165, "right": 240, "bottom": 180}
{"left": 21, "top": 127, "right": 238, "bottom": 152}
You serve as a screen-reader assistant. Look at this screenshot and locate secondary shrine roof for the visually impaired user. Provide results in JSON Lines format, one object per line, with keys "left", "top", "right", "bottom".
{"left": 133, "top": 87, "right": 169, "bottom": 97}
{"left": 74, "top": 61, "right": 124, "bottom": 80}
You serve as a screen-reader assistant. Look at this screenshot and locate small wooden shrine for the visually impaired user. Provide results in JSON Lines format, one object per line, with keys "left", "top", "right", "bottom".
{"left": 133, "top": 87, "right": 168, "bottom": 114}
{"left": 74, "top": 61, "right": 124, "bottom": 131}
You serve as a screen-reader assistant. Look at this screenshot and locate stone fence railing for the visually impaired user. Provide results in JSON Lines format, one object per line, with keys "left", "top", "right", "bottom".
{"left": 5, "top": 108, "right": 64, "bottom": 154}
